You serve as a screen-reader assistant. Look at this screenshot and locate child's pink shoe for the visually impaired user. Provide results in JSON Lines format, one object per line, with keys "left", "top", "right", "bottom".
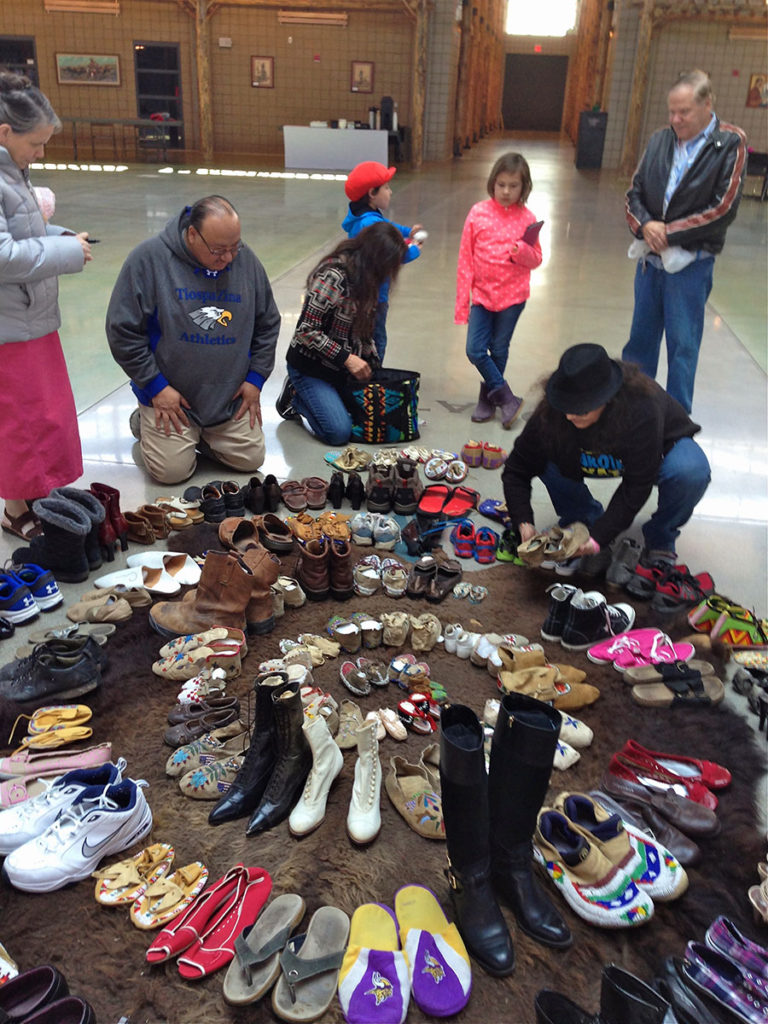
{"left": 586, "top": 629, "right": 660, "bottom": 666}
{"left": 612, "top": 631, "right": 695, "bottom": 672}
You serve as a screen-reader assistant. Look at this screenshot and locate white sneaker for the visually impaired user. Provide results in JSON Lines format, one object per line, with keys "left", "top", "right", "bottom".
{"left": 0, "top": 760, "right": 125, "bottom": 856}
{"left": 2, "top": 777, "right": 152, "bottom": 892}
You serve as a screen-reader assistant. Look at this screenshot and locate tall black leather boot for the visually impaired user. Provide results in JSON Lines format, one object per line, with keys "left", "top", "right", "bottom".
{"left": 535, "top": 990, "right": 593, "bottom": 1024}
{"left": 246, "top": 679, "right": 311, "bottom": 836}
{"left": 208, "top": 672, "right": 285, "bottom": 826}
{"left": 439, "top": 704, "right": 515, "bottom": 977}
{"left": 12, "top": 497, "right": 91, "bottom": 584}
{"left": 600, "top": 963, "right": 670, "bottom": 1024}
{"left": 488, "top": 691, "right": 572, "bottom": 949}
{"left": 50, "top": 487, "right": 106, "bottom": 571}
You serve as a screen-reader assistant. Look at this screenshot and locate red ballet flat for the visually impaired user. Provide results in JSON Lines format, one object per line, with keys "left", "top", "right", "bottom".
{"left": 608, "top": 752, "right": 718, "bottom": 811}
{"left": 622, "top": 738, "right": 731, "bottom": 790}
{"left": 177, "top": 865, "right": 272, "bottom": 979}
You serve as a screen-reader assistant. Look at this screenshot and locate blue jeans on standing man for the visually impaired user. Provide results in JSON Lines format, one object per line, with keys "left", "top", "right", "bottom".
{"left": 539, "top": 437, "right": 711, "bottom": 555}
{"left": 465, "top": 302, "right": 526, "bottom": 390}
{"left": 622, "top": 256, "right": 714, "bottom": 413}
{"left": 287, "top": 366, "right": 353, "bottom": 447}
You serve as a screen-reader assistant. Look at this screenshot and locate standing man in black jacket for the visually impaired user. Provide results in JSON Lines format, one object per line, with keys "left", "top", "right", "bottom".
{"left": 622, "top": 69, "right": 746, "bottom": 413}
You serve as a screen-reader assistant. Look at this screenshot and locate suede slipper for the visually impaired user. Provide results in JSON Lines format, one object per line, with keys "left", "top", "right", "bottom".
{"left": 92, "top": 842, "right": 175, "bottom": 906}
{"left": 281, "top": 481, "right": 308, "bottom": 513}
{"left": 223, "top": 893, "right": 307, "bottom": 1005}
{"left": 26, "top": 622, "right": 115, "bottom": 646}
{"left": 272, "top": 905, "right": 350, "bottom": 1022}
{"left": 338, "top": 903, "right": 410, "bottom": 1024}
{"left": 393, "top": 885, "right": 471, "bottom": 1017}
{"left": 384, "top": 756, "right": 444, "bottom": 839}
{"left": 131, "top": 862, "right": 209, "bottom": 930}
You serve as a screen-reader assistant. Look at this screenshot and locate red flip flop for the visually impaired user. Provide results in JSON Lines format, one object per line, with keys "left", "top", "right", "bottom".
{"left": 417, "top": 484, "right": 450, "bottom": 516}
{"left": 177, "top": 865, "right": 272, "bottom": 979}
{"left": 442, "top": 486, "right": 480, "bottom": 518}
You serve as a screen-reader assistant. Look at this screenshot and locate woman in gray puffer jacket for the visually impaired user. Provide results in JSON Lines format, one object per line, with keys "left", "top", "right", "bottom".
{"left": 0, "top": 72, "right": 92, "bottom": 540}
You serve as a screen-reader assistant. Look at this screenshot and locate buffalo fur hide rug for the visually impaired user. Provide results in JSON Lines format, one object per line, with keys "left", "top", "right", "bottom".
{"left": 0, "top": 524, "right": 765, "bottom": 1024}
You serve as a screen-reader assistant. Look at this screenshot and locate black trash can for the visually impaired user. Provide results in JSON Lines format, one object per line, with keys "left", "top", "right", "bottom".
{"left": 576, "top": 110, "right": 608, "bottom": 169}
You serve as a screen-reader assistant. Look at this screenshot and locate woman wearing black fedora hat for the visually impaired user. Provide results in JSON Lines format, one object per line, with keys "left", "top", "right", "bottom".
{"left": 501, "top": 343, "right": 711, "bottom": 573}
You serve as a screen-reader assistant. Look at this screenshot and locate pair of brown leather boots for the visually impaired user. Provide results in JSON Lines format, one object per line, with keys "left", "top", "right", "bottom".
{"left": 295, "top": 538, "right": 353, "bottom": 602}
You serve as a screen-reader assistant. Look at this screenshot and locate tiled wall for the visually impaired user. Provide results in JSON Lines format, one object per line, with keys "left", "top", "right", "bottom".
{"left": 1, "top": 2, "right": 413, "bottom": 157}
{"left": 3, "top": 1, "right": 765, "bottom": 165}
{"left": 603, "top": 2, "right": 768, "bottom": 170}
{"left": 424, "top": 2, "right": 461, "bottom": 161}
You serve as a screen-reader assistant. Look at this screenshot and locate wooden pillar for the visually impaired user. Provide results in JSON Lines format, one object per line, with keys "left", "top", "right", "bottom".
{"left": 195, "top": 0, "right": 214, "bottom": 162}
{"left": 453, "top": 2, "right": 472, "bottom": 153}
{"left": 410, "top": 0, "right": 427, "bottom": 169}
{"left": 619, "top": 0, "right": 655, "bottom": 176}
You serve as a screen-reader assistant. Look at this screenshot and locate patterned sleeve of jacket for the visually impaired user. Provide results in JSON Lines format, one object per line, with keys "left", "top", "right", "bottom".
{"left": 291, "top": 264, "right": 352, "bottom": 369}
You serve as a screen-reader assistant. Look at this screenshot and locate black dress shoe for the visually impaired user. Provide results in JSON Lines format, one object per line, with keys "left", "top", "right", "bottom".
{"left": 0, "top": 617, "right": 15, "bottom": 640}
{"left": 0, "top": 964, "right": 69, "bottom": 1021}
{"left": 328, "top": 472, "right": 345, "bottom": 510}
{"left": 244, "top": 476, "right": 265, "bottom": 515}
{"left": 262, "top": 474, "right": 282, "bottom": 513}
{"left": 345, "top": 472, "right": 365, "bottom": 511}
{"left": 23, "top": 996, "right": 96, "bottom": 1024}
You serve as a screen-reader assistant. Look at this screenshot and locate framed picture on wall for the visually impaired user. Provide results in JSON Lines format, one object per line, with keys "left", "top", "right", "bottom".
{"left": 350, "top": 61, "right": 374, "bottom": 94}
{"left": 746, "top": 73, "right": 768, "bottom": 108}
{"left": 251, "top": 57, "right": 274, "bottom": 89}
{"left": 55, "top": 54, "right": 120, "bottom": 86}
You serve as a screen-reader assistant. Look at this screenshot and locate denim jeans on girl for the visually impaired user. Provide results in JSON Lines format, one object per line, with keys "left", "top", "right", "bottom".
{"left": 465, "top": 302, "right": 525, "bottom": 390}
{"left": 539, "top": 437, "right": 711, "bottom": 554}
{"left": 287, "top": 366, "right": 353, "bottom": 447}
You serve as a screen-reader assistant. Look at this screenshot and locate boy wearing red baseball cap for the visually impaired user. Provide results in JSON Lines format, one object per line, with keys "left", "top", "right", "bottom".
{"left": 342, "top": 160, "right": 423, "bottom": 363}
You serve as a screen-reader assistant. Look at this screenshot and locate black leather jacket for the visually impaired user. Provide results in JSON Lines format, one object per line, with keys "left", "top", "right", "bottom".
{"left": 625, "top": 118, "right": 747, "bottom": 255}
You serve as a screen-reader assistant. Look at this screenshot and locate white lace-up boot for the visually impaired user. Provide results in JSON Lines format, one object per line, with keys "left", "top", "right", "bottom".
{"left": 346, "top": 719, "right": 381, "bottom": 844}
{"left": 288, "top": 714, "right": 343, "bottom": 837}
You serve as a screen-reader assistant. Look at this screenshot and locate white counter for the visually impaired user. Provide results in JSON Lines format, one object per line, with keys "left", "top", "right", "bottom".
{"left": 283, "top": 125, "right": 388, "bottom": 171}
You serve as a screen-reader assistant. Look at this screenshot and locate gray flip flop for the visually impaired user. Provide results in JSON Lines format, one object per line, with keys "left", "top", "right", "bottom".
{"left": 27, "top": 622, "right": 115, "bottom": 646}
{"left": 222, "top": 893, "right": 306, "bottom": 1006}
{"left": 271, "top": 905, "right": 350, "bottom": 1022}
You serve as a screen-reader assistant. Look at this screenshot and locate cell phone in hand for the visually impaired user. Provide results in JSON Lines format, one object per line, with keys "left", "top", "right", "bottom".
{"left": 521, "top": 220, "right": 544, "bottom": 246}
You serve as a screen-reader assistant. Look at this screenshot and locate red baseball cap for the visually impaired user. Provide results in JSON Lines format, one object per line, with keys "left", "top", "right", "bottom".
{"left": 344, "top": 161, "right": 397, "bottom": 201}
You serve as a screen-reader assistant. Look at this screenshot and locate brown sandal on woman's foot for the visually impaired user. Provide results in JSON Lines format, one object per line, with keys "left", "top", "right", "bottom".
{"left": 1, "top": 507, "right": 43, "bottom": 541}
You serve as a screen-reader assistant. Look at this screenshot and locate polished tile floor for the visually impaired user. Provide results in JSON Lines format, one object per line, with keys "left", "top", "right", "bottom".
{"left": 1, "top": 136, "right": 766, "bottom": 662}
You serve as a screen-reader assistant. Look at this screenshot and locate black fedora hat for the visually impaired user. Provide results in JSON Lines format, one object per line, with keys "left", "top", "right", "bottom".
{"left": 546, "top": 344, "right": 623, "bottom": 414}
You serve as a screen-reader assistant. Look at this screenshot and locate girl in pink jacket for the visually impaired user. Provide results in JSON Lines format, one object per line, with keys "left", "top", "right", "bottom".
{"left": 455, "top": 152, "right": 542, "bottom": 427}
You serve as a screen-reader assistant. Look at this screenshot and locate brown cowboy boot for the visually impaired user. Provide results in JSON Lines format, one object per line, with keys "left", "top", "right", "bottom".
{"left": 241, "top": 544, "right": 282, "bottom": 635}
{"left": 149, "top": 550, "right": 253, "bottom": 639}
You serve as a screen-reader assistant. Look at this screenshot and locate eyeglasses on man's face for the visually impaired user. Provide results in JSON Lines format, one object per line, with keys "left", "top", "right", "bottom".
{"left": 194, "top": 228, "right": 244, "bottom": 258}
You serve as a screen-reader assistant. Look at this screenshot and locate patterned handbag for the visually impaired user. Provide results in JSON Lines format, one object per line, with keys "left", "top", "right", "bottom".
{"left": 346, "top": 368, "right": 420, "bottom": 444}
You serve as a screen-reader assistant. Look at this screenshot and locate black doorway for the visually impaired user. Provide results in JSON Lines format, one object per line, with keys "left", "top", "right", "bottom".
{"left": 133, "top": 42, "right": 183, "bottom": 147}
{"left": 502, "top": 54, "right": 568, "bottom": 131}
{"left": 0, "top": 36, "right": 38, "bottom": 86}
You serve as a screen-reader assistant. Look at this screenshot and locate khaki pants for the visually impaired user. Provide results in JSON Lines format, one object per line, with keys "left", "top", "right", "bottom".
{"left": 138, "top": 405, "right": 265, "bottom": 485}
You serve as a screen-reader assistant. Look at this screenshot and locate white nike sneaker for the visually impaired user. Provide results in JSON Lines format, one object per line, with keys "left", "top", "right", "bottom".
{"left": 0, "top": 759, "right": 126, "bottom": 856}
{"left": 2, "top": 777, "right": 152, "bottom": 892}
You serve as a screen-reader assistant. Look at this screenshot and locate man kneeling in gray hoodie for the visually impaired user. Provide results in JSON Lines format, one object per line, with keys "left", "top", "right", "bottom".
{"left": 106, "top": 194, "right": 280, "bottom": 484}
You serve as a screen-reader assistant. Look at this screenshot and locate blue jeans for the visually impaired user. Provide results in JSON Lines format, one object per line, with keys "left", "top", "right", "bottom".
{"left": 622, "top": 257, "right": 714, "bottom": 413}
{"left": 287, "top": 366, "right": 353, "bottom": 446}
{"left": 465, "top": 302, "right": 526, "bottom": 390}
{"left": 372, "top": 301, "right": 388, "bottom": 364}
{"left": 539, "top": 437, "right": 711, "bottom": 554}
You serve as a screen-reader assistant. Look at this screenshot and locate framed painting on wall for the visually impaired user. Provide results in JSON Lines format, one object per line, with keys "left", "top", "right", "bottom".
{"left": 350, "top": 61, "right": 374, "bottom": 94}
{"left": 55, "top": 54, "right": 120, "bottom": 86}
{"left": 251, "top": 57, "right": 274, "bottom": 88}
{"left": 745, "top": 73, "right": 768, "bottom": 108}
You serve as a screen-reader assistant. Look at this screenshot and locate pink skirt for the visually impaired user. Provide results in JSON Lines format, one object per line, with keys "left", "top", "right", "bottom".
{"left": 0, "top": 332, "right": 83, "bottom": 500}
